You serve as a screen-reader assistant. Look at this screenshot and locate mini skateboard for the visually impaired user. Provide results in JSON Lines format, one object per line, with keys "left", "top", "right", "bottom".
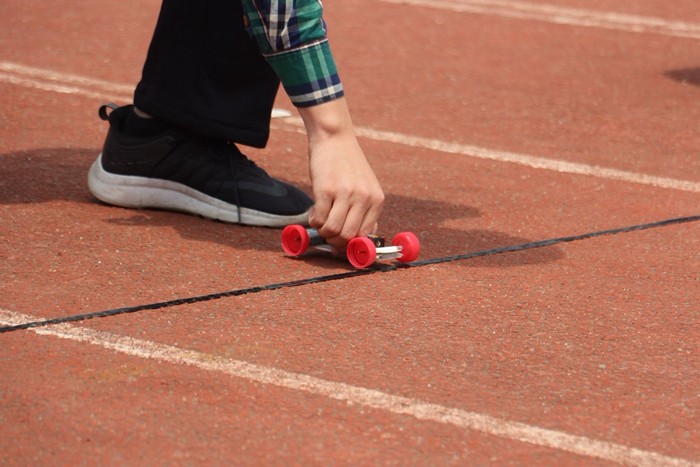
{"left": 281, "top": 225, "right": 420, "bottom": 269}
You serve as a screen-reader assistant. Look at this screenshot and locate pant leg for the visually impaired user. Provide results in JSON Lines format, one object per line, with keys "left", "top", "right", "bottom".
{"left": 133, "top": 0, "right": 280, "bottom": 147}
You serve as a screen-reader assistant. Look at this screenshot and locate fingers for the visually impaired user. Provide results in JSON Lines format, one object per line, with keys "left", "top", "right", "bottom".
{"left": 310, "top": 190, "right": 384, "bottom": 250}
{"left": 300, "top": 98, "right": 385, "bottom": 249}
{"left": 308, "top": 195, "right": 332, "bottom": 231}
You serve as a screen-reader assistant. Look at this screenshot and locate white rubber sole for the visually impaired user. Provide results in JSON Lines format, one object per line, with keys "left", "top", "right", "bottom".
{"left": 87, "top": 153, "right": 309, "bottom": 227}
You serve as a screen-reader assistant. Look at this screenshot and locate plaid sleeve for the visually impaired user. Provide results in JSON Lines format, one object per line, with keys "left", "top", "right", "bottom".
{"left": 241, "top": 0, "right": 344, "bottom": 107}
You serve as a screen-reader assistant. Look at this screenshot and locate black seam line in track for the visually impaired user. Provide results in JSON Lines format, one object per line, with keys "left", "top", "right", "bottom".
{"left": 1, "top": 215, "right": 698, "bottom": 334}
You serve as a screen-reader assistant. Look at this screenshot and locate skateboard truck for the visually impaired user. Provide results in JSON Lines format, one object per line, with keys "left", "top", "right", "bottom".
{"left": 281, "top": 225, "right": 420, "bottom": 269}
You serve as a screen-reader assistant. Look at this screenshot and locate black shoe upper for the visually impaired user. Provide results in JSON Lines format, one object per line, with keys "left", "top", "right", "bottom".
{"left": 100, "top": 104, "right": 313, "bottom": 216}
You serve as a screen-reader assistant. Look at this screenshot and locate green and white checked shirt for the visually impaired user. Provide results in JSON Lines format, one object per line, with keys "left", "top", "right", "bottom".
{"left": 241, "top": 0, "right": 344, "bottom": 107}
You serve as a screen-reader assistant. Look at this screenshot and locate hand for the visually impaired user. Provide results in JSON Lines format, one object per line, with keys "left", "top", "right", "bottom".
{"left": 298, "top": 99, "right": 384, "bottom": 250}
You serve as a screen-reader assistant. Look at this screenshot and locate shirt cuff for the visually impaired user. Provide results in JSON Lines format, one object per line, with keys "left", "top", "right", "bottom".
{"left": 265, "top": 39, "right": 345, "bottom": 107}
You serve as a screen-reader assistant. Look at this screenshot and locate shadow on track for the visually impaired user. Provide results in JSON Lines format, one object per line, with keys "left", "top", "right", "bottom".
{"left": 0, "top": 148, "right": 564, "bottom": 268}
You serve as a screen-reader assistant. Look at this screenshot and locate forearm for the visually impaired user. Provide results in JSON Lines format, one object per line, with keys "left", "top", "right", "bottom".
{"left": 242, "top": 1, "right": 384, "bottom": 246}
{"left": 241, "top": 0, "right": 344, "bottom": 107}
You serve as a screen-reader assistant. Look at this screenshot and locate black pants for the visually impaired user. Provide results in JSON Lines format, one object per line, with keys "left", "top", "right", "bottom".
{"left": 134, "top": 0, "right": 280, "bottom": 148}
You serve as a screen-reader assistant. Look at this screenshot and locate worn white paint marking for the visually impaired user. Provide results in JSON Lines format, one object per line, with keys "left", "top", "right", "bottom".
{"left": 0, "top": 61, "right": 134, "bottom": 102}
{"left": 2, "top": 60, "right": 698, "bottom": 192}
{"left": 0, "top": 309, "right": 696, "bottom": 466}
{"left": 379, "top": 0, "right": 700, "bottom": 40}
{"left": 0, "top": 61, "right": 289, "bottom": 118}
{"left": 273, "top": 118, "right": 700, "bottom": 193}
{"left": 0, "top": 71, "right": 132, "bottom": 102}
{"left": 0, "top": 61, "right": 135, "bottom": 94}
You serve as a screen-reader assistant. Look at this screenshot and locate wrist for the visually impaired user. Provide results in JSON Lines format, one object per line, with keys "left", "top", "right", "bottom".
{"left": 298, "top": 98, "right": 355, "bottom": 143}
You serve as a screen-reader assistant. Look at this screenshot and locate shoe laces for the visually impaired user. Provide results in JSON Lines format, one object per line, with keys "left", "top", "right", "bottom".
{"left": 212, "top": 142, "right": 266, "bottom": 224}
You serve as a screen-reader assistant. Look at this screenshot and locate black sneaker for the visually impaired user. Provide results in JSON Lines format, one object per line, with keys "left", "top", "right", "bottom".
{"left": 88, "top": 104, "right": 313, "bottom": 227}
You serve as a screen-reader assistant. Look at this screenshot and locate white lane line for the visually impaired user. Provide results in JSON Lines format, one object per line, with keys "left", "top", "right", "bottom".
{"left": 2, "top": 60, "right": 699, "bottom": 193}
{"left": 379, "top": 0, "right": 700, "bottom": 40}
{"left": 273, "top": 119, "right": 700, "bottom": 193}
{"left": 0, "top": 61, "right": 135, "bottom": 94}
{"left": 0, "top": 61, "right": 134, "bottom": 102}
{"left": 0, "top": 71, "right": 132, "bottom": 102}
{"left": 1, "top": 309, "right": 696, "bottom": 466}
{"left": 0, "top": 62, "right": 290, "bottom": 118}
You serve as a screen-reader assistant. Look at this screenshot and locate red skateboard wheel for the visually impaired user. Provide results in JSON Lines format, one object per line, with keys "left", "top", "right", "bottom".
{"left": 391, "top": 231, "right": 420, "bottom": 263}
{"left": 347, "top": 236, "right": 377, "bottom": 269}
{"left": 281, "top": 224, "right": 310, "bottom": 256}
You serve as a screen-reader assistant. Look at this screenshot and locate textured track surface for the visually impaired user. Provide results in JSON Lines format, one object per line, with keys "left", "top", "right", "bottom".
{"left": 1, "top": 0, "right": 698, "bottom": 464}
